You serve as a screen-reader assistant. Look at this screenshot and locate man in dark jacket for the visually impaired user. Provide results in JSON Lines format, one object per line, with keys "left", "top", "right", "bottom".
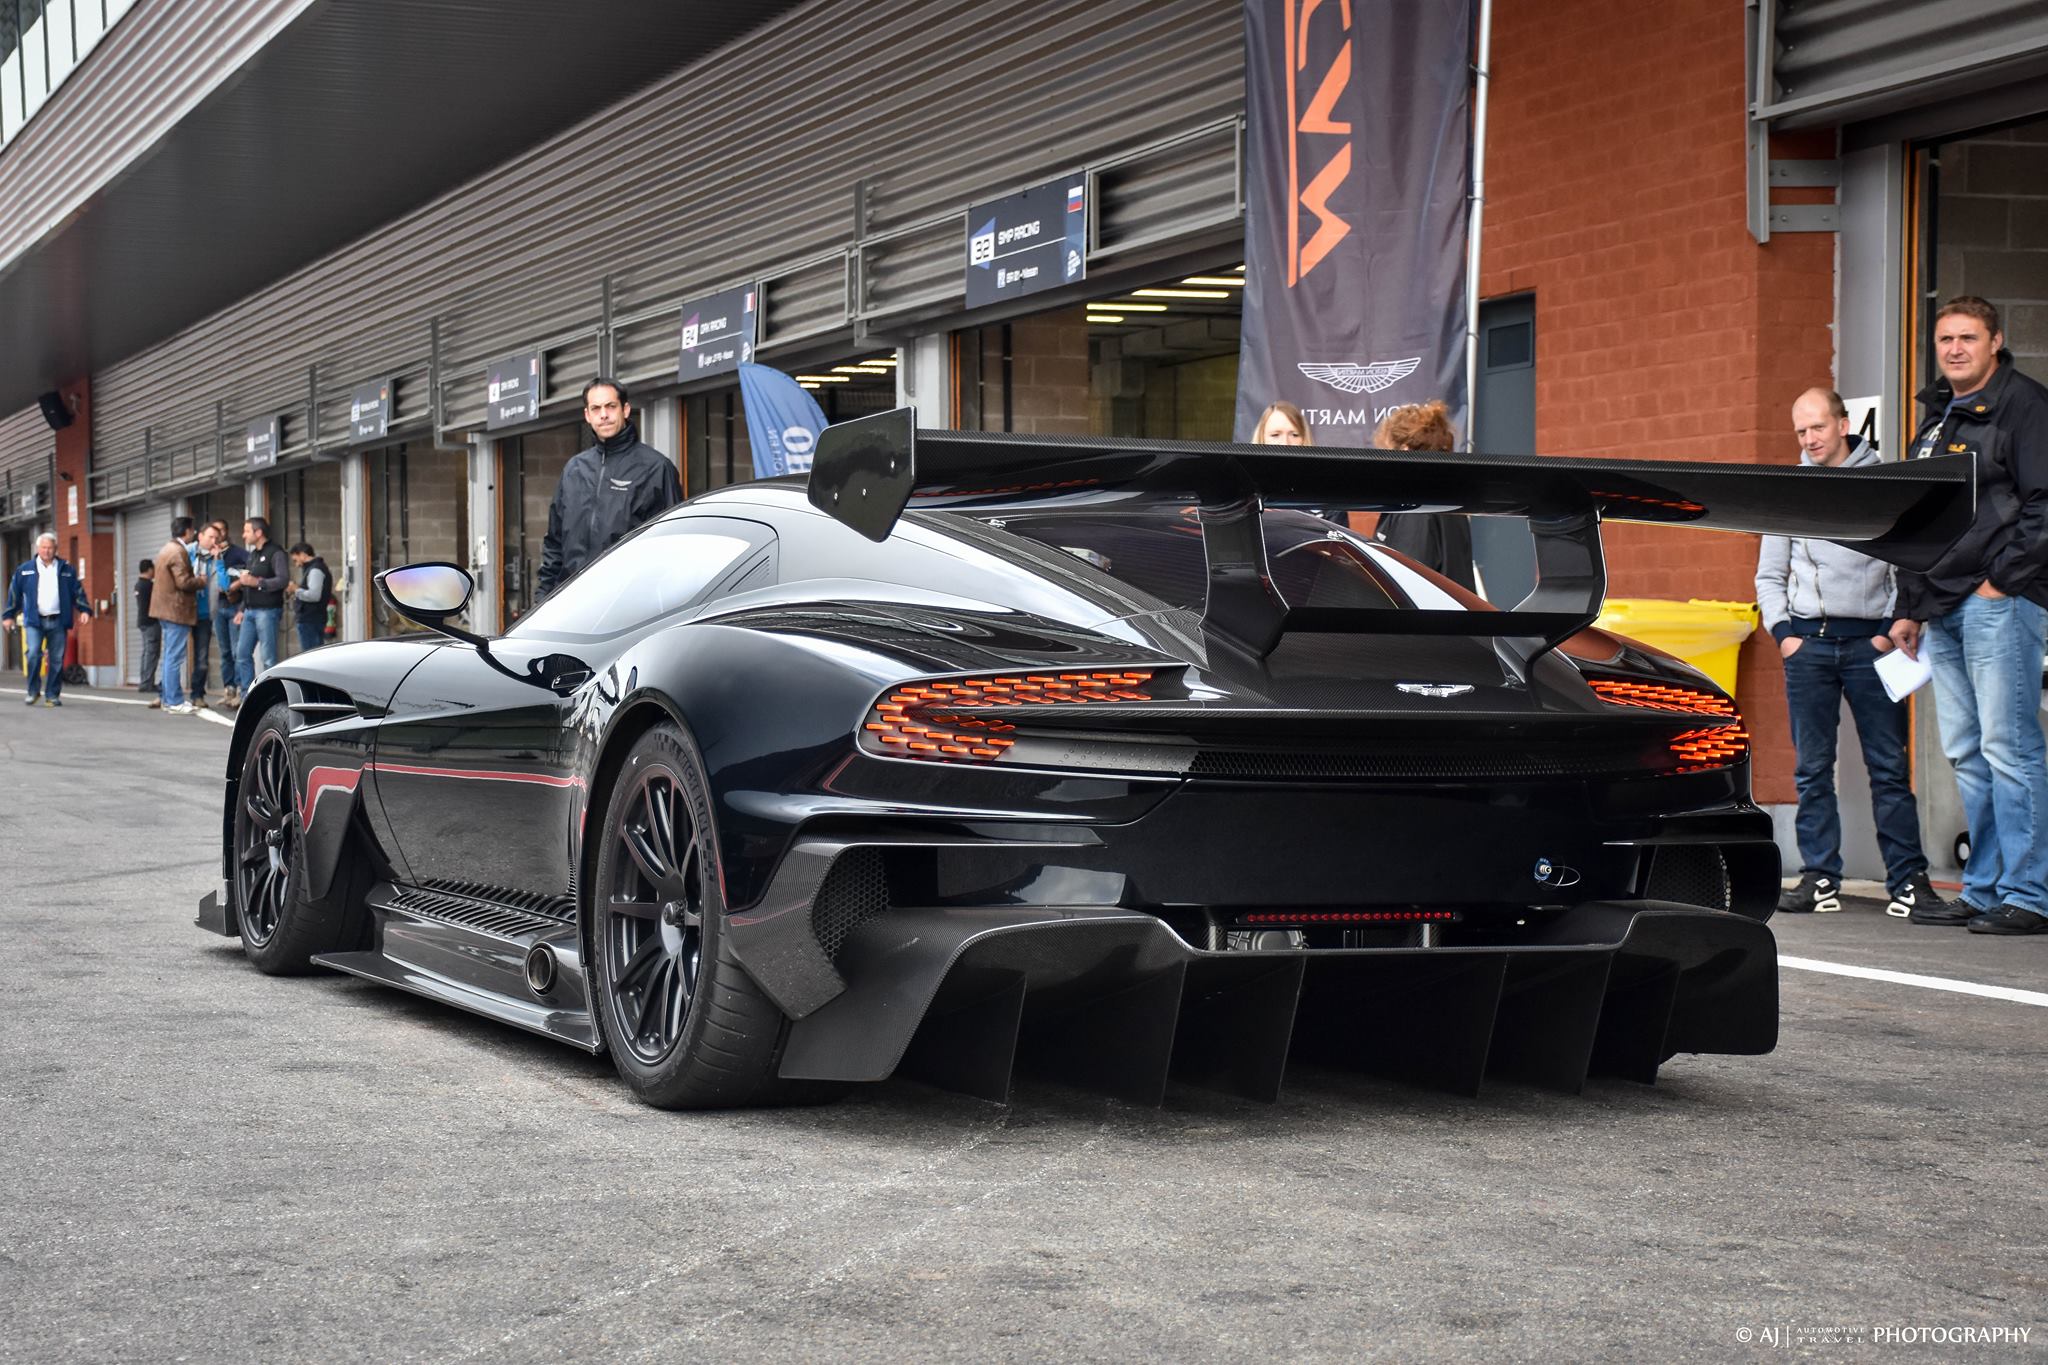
{"left": 134, "top": 560, "right": 160, "bottom": 696}
{"left": 232, "top": 515, "right": 289, "bottom": 685}
{"left": 287, "top": 541, "right": 334, "bottom": 655}
{"left": 3, "top": 532, "right": 94, "bottom": 706}
{"left": 538, "top": 377, "right": 682, "bottom": 598}
{"left": 1890, "top": 295, "right": 2048, "bottom": 936}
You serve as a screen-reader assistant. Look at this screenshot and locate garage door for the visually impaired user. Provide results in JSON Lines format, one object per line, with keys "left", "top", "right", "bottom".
{"left": 119, "top": 501, "right": 172, "bottom": 686}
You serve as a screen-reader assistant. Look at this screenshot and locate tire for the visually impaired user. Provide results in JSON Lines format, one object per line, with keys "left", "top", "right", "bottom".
{"left": 232, "top": 703, "right": 371, "bottom": 975}
{"left": 588, "top": 722, "right": 837, "bottom": 1109}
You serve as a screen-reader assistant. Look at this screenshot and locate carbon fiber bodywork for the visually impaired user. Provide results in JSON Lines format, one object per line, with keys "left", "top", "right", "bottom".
{"left": 197, "top": 427, "right": 1974, "bottom": 1106}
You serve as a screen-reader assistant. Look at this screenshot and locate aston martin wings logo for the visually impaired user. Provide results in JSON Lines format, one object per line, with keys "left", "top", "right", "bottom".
{"left": 1397, "top": 683, "right": 1474, "bottom": 699}
{"left": 1297, "top": 357, "right": 1422, "bottom": 395}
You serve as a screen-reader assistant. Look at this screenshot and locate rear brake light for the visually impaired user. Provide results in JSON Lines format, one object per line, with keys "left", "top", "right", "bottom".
{"left": 1588, "top": 677, "right": 1736, "bottom": 717}
{"left": 861, "top": 670, "right": 1157, "bottom": 763}
{"left": 1669, "top": 725, "right": 1750, "bottom": 771}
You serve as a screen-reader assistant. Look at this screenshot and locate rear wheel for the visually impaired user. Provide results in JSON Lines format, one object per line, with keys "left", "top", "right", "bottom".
{"left": 589, "top": 723, "right": 834, "bottom": 1109}
{"left": 233, "top": 704, "right": 370, "bottom": 973}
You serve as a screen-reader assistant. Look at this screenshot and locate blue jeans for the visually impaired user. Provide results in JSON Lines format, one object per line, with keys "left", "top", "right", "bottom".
{"left": 160, "top": 621, "right": 191, "bottom": 708}
{"left": 23, "top": 617, "right": 66, "bottom": 699}
{"left": 189, "top": 611, "right": 213, "bottom": 699}
{"left": 235, "top": 606, "right": 281, "bottom": 685}
{"left": 1924, "top": 593, "right": 2048, "bottom": 915}
{"left": 1783, "top": 634, "right": 1926, "bottom": 888}
{"left": 295, "top": 614, "right": 324, "bottom": 655}
{"left": 212, "top": 601, "right": 240, "bottom": 690}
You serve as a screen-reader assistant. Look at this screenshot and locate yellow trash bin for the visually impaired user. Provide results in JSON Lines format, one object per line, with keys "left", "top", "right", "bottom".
{"left": 1592, "top": 598, "right": 1760, "bottom": 695}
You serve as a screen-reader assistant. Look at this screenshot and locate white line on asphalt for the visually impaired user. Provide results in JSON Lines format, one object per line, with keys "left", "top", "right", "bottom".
{"left": 196, "top": 708, "right": 234, "bottom": 727}
{"left": 46, "top": 691, "right": 153, "bottom": 706}
{"left": 1781, "top": 954, "right": 2048, "bottom": 1007}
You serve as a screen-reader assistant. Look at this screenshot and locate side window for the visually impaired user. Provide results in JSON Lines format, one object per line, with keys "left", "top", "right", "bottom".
{"left": 509, "top": 516, "right": 775, "bottom": 638}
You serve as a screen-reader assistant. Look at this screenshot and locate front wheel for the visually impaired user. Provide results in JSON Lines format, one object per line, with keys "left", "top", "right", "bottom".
{"left": 233, "top": 704, "right": 369, "bottom": 973}
{"left": 589, "top": 723, "right": 834, "bottom": 1109}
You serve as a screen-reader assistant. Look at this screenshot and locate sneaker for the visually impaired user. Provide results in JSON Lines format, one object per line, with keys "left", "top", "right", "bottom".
{"left": 1886, "top": 871, "right": 1948, "bottom": 920}
{"left": 191, "top": 698, "right": 209, "bottom": 710}
{"left": 164, "top": 702, "right": 197, "bottom": 715}
{"left": 45, "top": 698, "right": 61, "bottom": 707}
{"left": 147, "top": 698, "right": 162, "bottom": 709}
{"left": 1778, "top": 871, "right": 1842, "bottom": 914}
{"left": 1966, "top": 905, "right": 2048, "bottom": 935}
{"left": 1909, "top": 895, "right": 1978, "bottom": 927}
{"left": 222, "top": 686, "right": 238, "bottom": 704}
{"left": 23, "top": 694, "right": 37, "bottom": 705}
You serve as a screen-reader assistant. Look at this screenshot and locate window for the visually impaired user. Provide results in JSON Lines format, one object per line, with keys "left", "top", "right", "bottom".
{"left": 509, "top": 515, "right": 772, "bottom": 640}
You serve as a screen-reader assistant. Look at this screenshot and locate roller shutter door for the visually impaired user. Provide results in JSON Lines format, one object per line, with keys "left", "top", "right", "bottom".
{"left": 119, "top": 501, "right": 172, "bottom": 686}
{"left": 1761, "top": 0, "right": 2048, "bottom": 129}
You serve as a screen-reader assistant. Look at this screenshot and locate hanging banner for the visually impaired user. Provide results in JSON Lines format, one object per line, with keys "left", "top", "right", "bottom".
{"left": 485, "top": 351, "right": 544, "bottom": 430}
{"left": 737, "top": 362, "right": 829, "bottom": 480}
{"left": 1235, "top": 0, "right": 1471, "bottom": 446}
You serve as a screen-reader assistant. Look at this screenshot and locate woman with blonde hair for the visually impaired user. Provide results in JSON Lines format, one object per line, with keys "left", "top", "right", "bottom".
{"left": 1250, "top": 401, "right": 1312, "bottom": 445}
{"left": 1371, "top": 399, "right": 1475, "bottom": 589}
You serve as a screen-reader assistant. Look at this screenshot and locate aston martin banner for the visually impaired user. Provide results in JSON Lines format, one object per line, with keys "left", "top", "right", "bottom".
{"left": 1234, "top": 0, "right": 1471, "bottom": 446}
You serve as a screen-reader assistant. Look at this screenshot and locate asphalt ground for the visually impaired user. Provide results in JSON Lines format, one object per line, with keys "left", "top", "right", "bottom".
{"left": 3, "top": 689, "right": 2044, "bottom": 1364}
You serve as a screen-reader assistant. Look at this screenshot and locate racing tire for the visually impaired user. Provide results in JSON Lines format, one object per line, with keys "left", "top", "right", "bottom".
{"left": 589, "top": 722, "right": 839, "bottom": 1109}
{"left": 233, "top": 703, "right": 372, "bottom": 975}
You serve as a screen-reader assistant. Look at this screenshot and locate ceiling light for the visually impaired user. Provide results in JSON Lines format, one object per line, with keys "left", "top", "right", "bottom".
{"left": 799, "top": 382, "right": 822, "bottom": 390}
{"left": 1133, "top": 288, "right": 1231, "bottom": 300}
{"left": 794, "top": 374, "right": 850, "bottom": 383}
{"left": 1087, "top": 313, "right": 1127, "bottom": 323}
{"left": 1093, "top": 302, "right": 1169, "bottom": 312}
{"left": 1180, "top": 276, "right": 1245, "bottom": 287}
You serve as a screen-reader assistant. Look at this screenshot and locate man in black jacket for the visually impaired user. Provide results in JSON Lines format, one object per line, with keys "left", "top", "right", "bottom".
{"left": 232, "top": 515, "right": 290, "bottom": 686}
{"left": 1890, "top": 295, "right": 2048, "bottom": 936}
{"left": 538, "top": 377, "right": 682, "bottom": 598}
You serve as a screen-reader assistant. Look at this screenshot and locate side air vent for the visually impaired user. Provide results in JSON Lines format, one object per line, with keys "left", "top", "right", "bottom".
{"left": 1644, "top": 845, "right": 1732, "bottom": 910}
{"left": 810, "top": 850, "right": 889, "bottom": 962}
{"left": 411, "top": 879, "right": 576, "bottom": 922}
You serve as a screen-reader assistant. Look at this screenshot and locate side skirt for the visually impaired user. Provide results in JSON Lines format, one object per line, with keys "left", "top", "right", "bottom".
{"left": 312, "top": 881, "right": 600, "bottom": 1053}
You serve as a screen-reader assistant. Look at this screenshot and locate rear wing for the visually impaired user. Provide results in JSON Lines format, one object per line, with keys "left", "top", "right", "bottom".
{"left": 807, "top": 407, "right": 1973, "bottom": 659}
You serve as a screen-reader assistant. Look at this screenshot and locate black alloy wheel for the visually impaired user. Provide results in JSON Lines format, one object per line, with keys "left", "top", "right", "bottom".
{"left": 237, "top": 729, "right": 298, "bottom": 949}
{"left": 600, "top": 760, "right": 705, "bottom": 1065}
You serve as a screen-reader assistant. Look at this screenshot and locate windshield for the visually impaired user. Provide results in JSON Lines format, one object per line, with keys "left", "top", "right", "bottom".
{"left": 508, "top": 516, "right": 765, "bottom": 639}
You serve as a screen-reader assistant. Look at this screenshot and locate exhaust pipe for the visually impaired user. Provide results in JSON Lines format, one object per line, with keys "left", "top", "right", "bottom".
{"left": 523, "top": 943, "right": 559, "bottom": 997}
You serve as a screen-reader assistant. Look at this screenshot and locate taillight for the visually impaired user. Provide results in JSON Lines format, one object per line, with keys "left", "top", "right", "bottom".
{"left": 1587, "top": 677, "right": 1736, "bottom": 717}
{"left": 1669, "top": 725, "right": 1751, "bottom": 771}
{"left": 861, "top": 670, "right": 1157, "bottom": 763}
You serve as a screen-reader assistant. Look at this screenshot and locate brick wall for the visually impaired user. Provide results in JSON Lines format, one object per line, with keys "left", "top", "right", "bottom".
{"left": 1004, "top": 309, "right": 1092, "bottom": 437}
{"left": 1480, "top": 0, "right": 1837, "bottom": 803}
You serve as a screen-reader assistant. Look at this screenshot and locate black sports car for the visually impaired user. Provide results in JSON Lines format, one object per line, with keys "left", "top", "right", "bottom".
{"left": 198, "top": 411, "right": 1970, "bottom": 1108}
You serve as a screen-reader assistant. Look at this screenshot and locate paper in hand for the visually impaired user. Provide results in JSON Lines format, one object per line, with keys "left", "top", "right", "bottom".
{"left": 1875, "top": 645, "right": 1932, "bottom": 703}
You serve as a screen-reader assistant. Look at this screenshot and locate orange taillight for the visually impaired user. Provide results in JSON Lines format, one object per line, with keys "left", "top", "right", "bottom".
{"left": 1669, "top": 725, "right": 1751, "bottom": 770}
{"left": 862, "top": 670, "right": 1156, "bottom": 763}
{"left": 1587, "top": 677, "right": 1736, "bottom": 717}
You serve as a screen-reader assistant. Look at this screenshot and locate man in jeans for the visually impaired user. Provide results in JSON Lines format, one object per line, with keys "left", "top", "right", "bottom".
{"left": 1759, "top": 389, "right": 1944, "bottom": 919}
{"left": 2, "top": 532, "right": 93, "bottom": 705}
{"left": 133, "top": 559, "right": 159, "bottom": 697}
{"left": 232, "top": 515, "right": 288, "bottom": 687}
{"left": 1893, "top": 296, "right": 2048, "bottom": 936}
{"left": 186, "top": 522, "right": 222, "bottom": 708}
{"left": 151, "top": 517, "right": 202, "bottom": 715}
{"left": 208, "top": 519, "right": 246, "bottom": 706}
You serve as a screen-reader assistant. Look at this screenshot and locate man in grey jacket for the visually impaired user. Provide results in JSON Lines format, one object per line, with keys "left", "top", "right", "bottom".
{"left": 1758, "top": 388, "right": 1944, "bottom": 920}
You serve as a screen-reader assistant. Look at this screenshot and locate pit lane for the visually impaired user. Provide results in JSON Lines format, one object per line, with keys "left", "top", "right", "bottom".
{"left": 4, "top": 693, "right": 2041, "bottom": 1362}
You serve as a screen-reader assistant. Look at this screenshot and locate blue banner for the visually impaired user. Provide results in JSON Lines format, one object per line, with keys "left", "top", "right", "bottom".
{"left": 738, "top": 362, "right": 830, "bottom": 479}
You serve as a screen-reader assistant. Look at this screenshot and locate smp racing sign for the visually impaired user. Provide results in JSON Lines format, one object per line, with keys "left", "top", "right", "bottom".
{"left": 349, "top": 378, "right": 393, "bottom": 445}
{"left": 678, "top": 285, "right": 757, "bottom": 382}
{"left": 485, "top": 351, "right": 544, "bottom": 430}
{"left": 1234, "top": 0, "right": 1471, "bottom": 444}
{"left": 965, "top": 174, "right": 1086, "bottom": 309}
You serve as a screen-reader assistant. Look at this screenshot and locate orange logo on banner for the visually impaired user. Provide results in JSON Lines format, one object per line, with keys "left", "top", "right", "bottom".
{"left": 1286, "top": 0, "right": 1353, "bottom": 287}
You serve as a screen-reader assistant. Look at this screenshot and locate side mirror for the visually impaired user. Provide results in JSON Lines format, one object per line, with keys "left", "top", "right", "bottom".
{"left": 376, "top": 563, "right": 485, "bottom": 647}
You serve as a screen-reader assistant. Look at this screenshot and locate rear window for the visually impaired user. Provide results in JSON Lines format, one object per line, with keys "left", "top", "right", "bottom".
{"left": 982, "top": 508, "right": 1483, "bottom": 613}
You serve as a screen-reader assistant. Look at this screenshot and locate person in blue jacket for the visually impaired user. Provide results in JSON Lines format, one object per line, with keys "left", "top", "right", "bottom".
{"left": 3, "top": 532, "right": 95, "bottom": 706}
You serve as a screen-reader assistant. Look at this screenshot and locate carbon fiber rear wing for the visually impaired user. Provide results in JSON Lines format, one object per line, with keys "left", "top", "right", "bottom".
{"left": 807, "top": 406, "right": 1974, "bottom": 658}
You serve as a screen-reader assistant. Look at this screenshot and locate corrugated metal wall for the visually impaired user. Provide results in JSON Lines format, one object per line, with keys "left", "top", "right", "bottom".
{"left": 85, "top": 0, "right": 1244, "bottom": 505}
{"left": 1764, "top": 0, "right": 2048, "bottom": 127}
{"left": 0, "top": 406, "right": 51, "bottom": 523}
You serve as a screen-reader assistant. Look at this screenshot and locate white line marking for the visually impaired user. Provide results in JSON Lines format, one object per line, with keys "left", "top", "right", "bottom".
{"left": 1781, "top": 954, "right": 2048, "bottom": 1007}
{"left": 196, "top": 708, "right": 234, "bottom": 727}
{"left": 44, "top": 691, "right": 154, "bottom": 707}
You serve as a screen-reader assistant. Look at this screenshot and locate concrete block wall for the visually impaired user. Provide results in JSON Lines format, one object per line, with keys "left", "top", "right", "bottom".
{"left": 1004, "top": 309, "right": 1092, "bottom": 437}
{"left": 1933, "top": 118, "right": 2048, "bottom": 388}
{"left": 1480, "top": 0, "right": 1838, "bottom": 804}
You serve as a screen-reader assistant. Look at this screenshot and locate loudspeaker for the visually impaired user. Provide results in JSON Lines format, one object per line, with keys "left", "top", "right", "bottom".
{"left": 38, "top": 390, "right": 72, "bottom": 431}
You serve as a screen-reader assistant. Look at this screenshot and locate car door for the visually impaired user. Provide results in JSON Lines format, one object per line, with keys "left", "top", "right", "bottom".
{"left": 369, "top": 515, "right": 775, "bottom": 900}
